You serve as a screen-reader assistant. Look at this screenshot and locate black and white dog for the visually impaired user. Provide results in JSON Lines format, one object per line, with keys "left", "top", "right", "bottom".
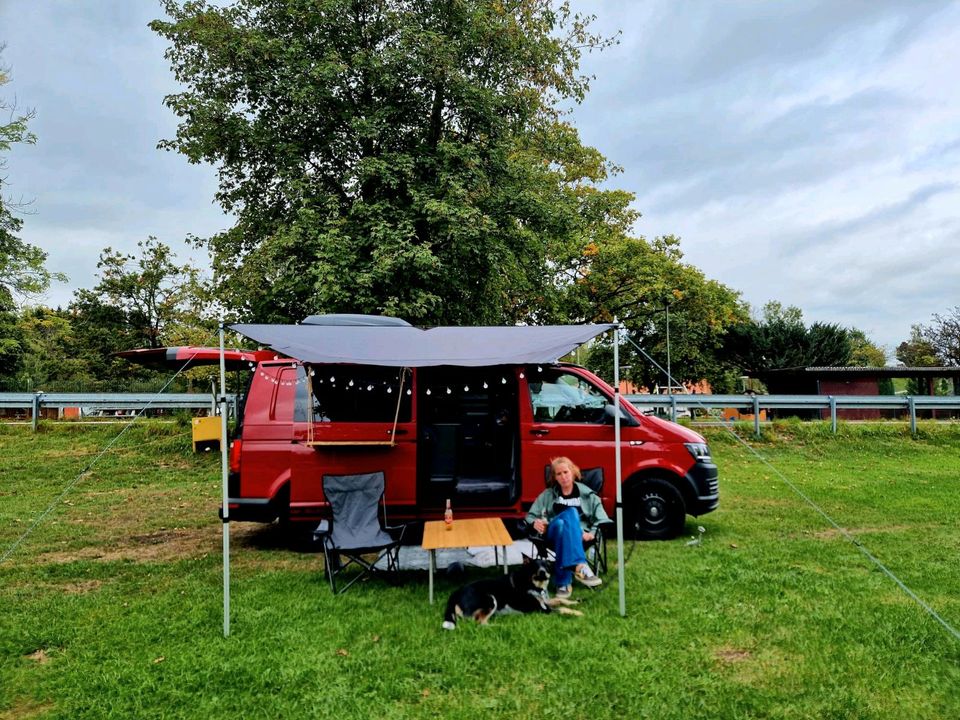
{"left": 441, "top": 556, "right": 581, "bottom": 629}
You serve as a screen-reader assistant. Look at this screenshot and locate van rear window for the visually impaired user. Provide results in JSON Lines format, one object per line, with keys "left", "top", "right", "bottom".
{"left": 310, "top": 366, "right": 412, "bottom": 423}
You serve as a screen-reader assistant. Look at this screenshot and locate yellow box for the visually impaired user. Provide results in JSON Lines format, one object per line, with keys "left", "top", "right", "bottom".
{"left": 192, "top": 416, "right": 222, "bottom": 452}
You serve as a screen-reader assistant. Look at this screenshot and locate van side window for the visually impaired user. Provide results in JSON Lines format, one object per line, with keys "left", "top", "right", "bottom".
{"left": 529, "top": 370, "right": 608, "bottom": 424}
{"left": 271, "top": 365, "right": 299, "bottom": 422}
{"left": 293, "top": 366, "right": 309, "bottom": 422}
{"left": 310, "top": 366, "right": 412, "bottom": 423}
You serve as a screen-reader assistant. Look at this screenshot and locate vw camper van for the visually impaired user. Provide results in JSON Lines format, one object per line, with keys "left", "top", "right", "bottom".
{"left": 123, "top": 317, "right": 718, "bottom": 539}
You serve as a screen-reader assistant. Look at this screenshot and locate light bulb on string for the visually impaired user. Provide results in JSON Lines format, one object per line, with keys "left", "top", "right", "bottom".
{"left": 519, "top": 371, "right": 525, "bottom": 379}
{"left": 464, "top": 385, "right": 470, "bottom": 392}
{"left": 406, "top": 389, "right": 412, "bottom": 396}
{"left": 426, "top": 388, "right": 432, "bottom": 395}
{"left": 501, "top": 377, "right": 507, "bottom": 384}
{"left": 330, "top": 376, "right": 336, "bottom": 383}
{"left": 537, "top": 366, "right": 542, "bottom": 373}
{"left": 387, "top": 387, "right": 393, "bottom": 394}
{"left": 367, "top": 385, "right": 374, "bottom": 391}
{"left": 446, "top": 387, "right": 452, "bottom": 395}
{"left": 483, "top": 381, "right": 488, "bottom": 389}
{"left": 348, "top": 379, "right": 354, "bottom": 387}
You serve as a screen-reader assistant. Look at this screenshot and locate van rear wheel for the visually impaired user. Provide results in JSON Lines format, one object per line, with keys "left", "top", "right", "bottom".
{"left": 626, "top": 478, "right": 685, "bottom": 540}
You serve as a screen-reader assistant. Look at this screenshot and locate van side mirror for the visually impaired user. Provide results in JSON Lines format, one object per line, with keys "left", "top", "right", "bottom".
{"left": 604, "top": 403, "right": 639, "bottom": 427}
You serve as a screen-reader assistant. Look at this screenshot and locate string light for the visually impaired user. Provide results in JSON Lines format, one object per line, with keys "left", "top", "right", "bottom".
{"left": 446, "top": 387, "right": 452, "bottom": 395}
{"left": 519, "top": 371, "right": 525, "bottom": 379}
{"left": 426, "top": 388, "right": 432, "bottom": 395}
{"left": 483, "top": 381, "right": 488, "bottom": 389}
{"left": 464, "top": 385, "right": 470, "bottom": 392}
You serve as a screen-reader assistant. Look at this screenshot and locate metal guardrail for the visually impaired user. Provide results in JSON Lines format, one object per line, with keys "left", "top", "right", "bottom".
{"left": 1, "top": 391, "right": 956, "bottom": 437}
{"left": 0, "top": 392, "right": 237, "bottom": 431}
{"left": 626, "top": 393, "right": 960, "bottom": 437}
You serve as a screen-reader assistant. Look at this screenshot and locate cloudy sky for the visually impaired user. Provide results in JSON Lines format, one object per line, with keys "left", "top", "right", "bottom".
{"left": 2, "top": 1, "right": 959, "bottom": 357}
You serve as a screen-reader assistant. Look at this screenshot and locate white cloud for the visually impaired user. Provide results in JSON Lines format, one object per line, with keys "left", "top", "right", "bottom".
{"left": 1, "top": 0, "right": 958, "bottom": 357}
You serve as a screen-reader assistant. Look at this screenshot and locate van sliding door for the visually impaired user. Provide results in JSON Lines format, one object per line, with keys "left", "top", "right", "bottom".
{"left": 295, "top": 365, "right": 416, "bottom": 509}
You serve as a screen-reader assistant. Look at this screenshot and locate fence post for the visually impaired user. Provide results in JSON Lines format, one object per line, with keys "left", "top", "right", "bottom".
{"left": 908, "top": 396, "right": 917, "bottom": 436}
{"left": 670, "top": 395, "right": 677, "bottom": 422}
{"left": 32, "top": 392, "right": 42, "bottom": 432}
{"left": 830, "top": 396, "right": 837, "bottom": 434}
{"left": 753, "top": 395, "right": 761, "bottom": 439}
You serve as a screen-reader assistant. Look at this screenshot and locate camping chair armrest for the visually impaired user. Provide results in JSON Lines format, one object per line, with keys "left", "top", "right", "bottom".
{"left": 312, "top": 519, "right": 331, "bottom": 542}
{"left": 385, "top": 522, "right": 410, "bottom": 544}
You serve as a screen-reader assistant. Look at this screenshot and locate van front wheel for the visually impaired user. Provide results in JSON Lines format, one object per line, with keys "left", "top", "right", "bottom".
{"left": 627, "top": 478, "right": 685, "bottom": 540}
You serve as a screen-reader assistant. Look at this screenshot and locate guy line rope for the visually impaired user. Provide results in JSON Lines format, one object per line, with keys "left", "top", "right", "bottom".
{"left": 1, "top": 338, "right": 220, "bottom": 565}
{"left": 622, "top": 332, "right": 960, "bottom": 643}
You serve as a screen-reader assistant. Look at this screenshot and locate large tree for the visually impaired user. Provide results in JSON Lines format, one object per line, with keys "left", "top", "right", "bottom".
{"left": 922, "top": 306, "right": 960, "bottom": 367}
{"left": 723, "top": 302, "right": 853, "bottom": 376}
{"left": 151, "top": 0, "right": 632, "bottom": 324}
{"left": 70, "top": 237, "right": 207, "bottom": 350}
{"left": 559, "top": 234, "right": 748, "bottom": 390}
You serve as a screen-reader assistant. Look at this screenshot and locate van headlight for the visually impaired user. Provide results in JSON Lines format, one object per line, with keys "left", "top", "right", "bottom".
{"left": 684, "top": 442, "right": 712, "bottom": 462}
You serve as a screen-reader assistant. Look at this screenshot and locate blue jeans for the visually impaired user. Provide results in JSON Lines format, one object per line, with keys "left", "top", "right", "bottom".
{"left": 547, "top": 507, "right": 587, "bottom": 588}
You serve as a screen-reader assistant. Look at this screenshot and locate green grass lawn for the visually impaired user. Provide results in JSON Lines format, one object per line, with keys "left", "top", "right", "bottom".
{"left": 1, "top": 420, "right": 959, "bottom": 719}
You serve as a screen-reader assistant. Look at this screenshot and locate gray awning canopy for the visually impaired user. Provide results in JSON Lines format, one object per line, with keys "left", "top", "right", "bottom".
{"left": 229, "top": 323, "right": 615, "bottom": 367}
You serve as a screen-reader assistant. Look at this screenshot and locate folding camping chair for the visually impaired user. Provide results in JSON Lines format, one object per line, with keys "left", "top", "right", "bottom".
{"left": 313, "top": 471, "right": 408, "bottom": 594}
{"left": 527, "top": 466, "right": 612, "bottom": 577}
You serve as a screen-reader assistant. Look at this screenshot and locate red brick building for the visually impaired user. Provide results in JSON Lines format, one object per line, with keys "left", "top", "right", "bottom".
{"left": 760, "top": 367, "right": 960, "bottom": 420}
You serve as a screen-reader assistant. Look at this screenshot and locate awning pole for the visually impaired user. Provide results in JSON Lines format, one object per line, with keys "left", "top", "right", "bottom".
{"left": 614, "top": 318, "right": 626, "bottom": 617}
{"left": 219, "top": 319, "right": 231, "bottom": 637}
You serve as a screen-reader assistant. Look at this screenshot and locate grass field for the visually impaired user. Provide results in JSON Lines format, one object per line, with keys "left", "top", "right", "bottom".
{"left": 1, "top": 420, "right": 959, "bottom": 719}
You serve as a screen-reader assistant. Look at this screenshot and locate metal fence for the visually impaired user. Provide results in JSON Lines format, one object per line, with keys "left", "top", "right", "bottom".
{"left": 626, "top": 393, "right": 960, "bottom": 437}
{"left": 2, "top": 391, "right": 957, "bottom": 437}
{"left": 0, "top": 392, "right": 237, "bottom": 431}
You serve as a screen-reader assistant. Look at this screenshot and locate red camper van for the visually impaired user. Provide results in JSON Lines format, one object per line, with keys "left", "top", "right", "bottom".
{"left": 122, "top": 316, "right": 718, "bottom": 539}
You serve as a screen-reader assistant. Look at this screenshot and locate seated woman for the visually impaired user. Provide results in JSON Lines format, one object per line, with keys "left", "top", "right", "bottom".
{"left": 525, "top": 456, "right": 610, "bottom": 598}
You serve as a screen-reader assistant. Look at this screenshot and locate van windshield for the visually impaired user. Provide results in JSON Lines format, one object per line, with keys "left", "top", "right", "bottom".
{"left": 309, "top": 366, "right": 411, "bottom": 423}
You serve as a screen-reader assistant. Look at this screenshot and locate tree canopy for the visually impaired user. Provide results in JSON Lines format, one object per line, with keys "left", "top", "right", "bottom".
{"left": 722, "top": 302, "right": 854, "bottom": 376}
{"left": 899, "top": 308, "right": 960, "bottom": 368}
{"left": 151, "top": 0, "right": 637, "bottom": 325}
{"left": 563, "top": 234, "right": 747, "bottom": 390}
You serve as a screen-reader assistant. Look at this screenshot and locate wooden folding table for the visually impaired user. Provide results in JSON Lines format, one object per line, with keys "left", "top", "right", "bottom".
{"left": 421, "top": 517, "right": 514, "bottom": 604}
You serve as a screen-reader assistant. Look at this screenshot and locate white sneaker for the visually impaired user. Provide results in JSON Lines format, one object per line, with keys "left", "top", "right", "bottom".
{"left": 556, "top": 585, "right": 572, "bottom": 599}
{"left": 574, "top": 564, "right": 602, "bottom": 588}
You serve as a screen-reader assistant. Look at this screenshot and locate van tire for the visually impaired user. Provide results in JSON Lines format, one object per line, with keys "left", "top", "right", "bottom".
{"left": 627, "top": 478, "right": 685, "bottom": 540}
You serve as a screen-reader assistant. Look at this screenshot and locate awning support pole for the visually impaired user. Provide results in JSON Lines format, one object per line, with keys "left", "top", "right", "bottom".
{"left": 219, "top": 319, "right": 231, "bottom": 637}
{"left": 613, "top": 318, "right": 626, "bottom": 617}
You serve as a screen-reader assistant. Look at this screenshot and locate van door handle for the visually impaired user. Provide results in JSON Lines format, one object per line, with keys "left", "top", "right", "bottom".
{"left": 530, "top": 428, "right": 550, "bottom": 436}
{"left": 388, "top": 428, "right": 408, "bottom": 436}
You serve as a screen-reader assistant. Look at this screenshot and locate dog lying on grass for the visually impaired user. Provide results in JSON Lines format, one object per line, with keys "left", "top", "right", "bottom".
{"left": 441, "top": 556, "right": 582, "bottom": 629}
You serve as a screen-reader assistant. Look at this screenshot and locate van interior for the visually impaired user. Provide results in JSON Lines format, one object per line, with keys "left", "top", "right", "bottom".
{"left": 417, "top": 366, "right": 519, "bottom": 509}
